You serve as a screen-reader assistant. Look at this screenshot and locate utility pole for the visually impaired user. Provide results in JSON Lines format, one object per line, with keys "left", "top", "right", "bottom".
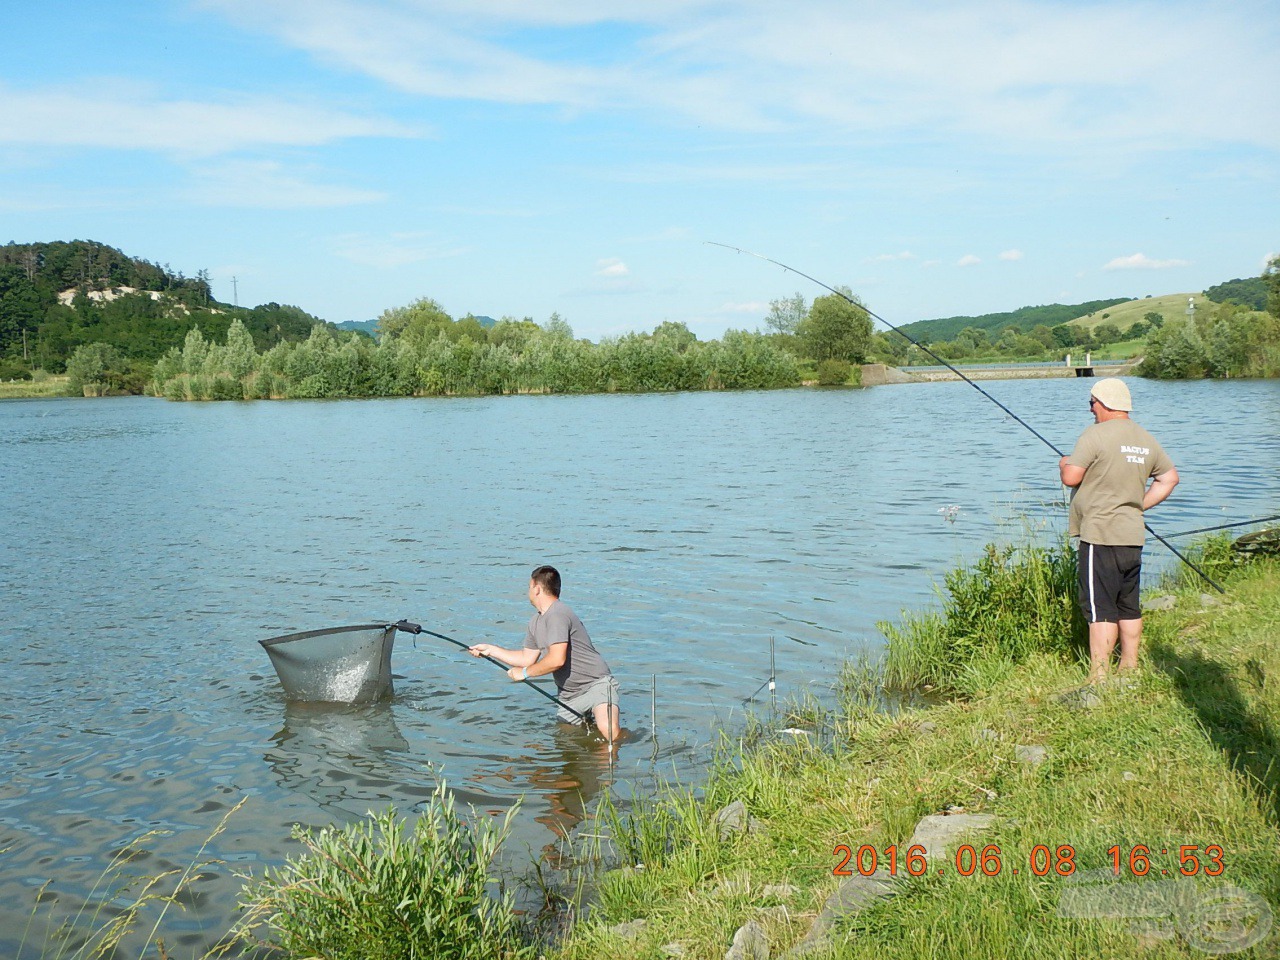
{"left": 231, "top": 276, "right": 239, "bottom": 307}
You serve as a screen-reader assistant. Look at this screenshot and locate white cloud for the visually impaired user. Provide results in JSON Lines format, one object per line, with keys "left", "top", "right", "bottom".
{"left": 0, "top": 80, "right": 418, "bottom": 156}
{"left": 957, "top": 254, "right": 981, "bottom": 267}
{"left": 869, "top": 251, "right": 915, "bottom": 262}
{"left": 998, "top": 249, "right": 1024, "bottom": 261}
{"left": 199, "top": 0, "right": 1280, "bottom": 150}
{"left": 187, "top": 160, "right": 386, "bottom": 208}
{"left": 1103, "top": 253, "right": 1192, "bottom": 271}
{"left": 595, "top": 258, "right": 630, "bottom": 277}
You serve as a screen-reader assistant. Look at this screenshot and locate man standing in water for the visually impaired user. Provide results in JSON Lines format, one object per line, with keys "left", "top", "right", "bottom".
{"left": 469, "top": 566, "right": 621, "bottom": 741}
{"left": 1059, "top": 378, "right": 1179, "bottom": 684}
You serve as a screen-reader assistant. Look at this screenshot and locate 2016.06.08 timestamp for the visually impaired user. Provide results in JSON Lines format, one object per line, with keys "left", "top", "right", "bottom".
{"left": 833, "top": 844, "right": 1227, "bottom": 878}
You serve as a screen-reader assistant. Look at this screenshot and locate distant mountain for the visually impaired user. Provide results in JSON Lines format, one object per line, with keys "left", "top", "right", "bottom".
{"left": 336, "top": 319, "right": 380, "bottom": 336}
{"left": 898, "top": 299, "right": 1131, "bottom": 343}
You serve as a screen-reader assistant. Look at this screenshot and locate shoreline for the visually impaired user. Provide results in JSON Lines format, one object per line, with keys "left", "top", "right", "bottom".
{"left": 543, "top": 544, "right": 1280, "bottom": 960}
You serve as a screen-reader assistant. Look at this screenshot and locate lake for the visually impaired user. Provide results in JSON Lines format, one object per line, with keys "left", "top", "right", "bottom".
{"left": 2, "top": 377, "right": 1277, "bottom": 955}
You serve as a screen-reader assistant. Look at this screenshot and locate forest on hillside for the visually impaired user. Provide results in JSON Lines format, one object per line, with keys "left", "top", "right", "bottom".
{"left": 0, "top": 240, "right": 325, "bottom": 383}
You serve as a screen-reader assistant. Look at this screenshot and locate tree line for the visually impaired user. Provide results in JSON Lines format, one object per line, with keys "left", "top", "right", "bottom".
{"left": 1140, "top": 258, "right": 1280, "bottom": 379}
{"left": 140, "top": 311, "right": 804, "bottom": 400}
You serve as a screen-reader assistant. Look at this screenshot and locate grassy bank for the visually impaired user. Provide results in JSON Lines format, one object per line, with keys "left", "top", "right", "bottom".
{"left": 548, "top": 546, "right": 1280, "bottom": 959}
{"left": 0, "top": 375, "right": 69, "bottom": 399}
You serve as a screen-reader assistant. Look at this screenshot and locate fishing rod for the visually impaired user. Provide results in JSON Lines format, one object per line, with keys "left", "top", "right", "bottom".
{"left": 392, "top": 620, "right": 591, "bottom": 724}
{"left": 708, "top": 241, "right": 1226, "bottom": 593}
{"left": 1163, "top": 514, "right": 1280, "bottom": 539}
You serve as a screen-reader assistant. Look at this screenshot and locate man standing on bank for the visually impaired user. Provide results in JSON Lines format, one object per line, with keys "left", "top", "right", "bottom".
{"left": 469, "top": 566, "right": 621, "bottom": 741}
{"left": 1059, "top": 378, "right": 1179, "bottom": 684}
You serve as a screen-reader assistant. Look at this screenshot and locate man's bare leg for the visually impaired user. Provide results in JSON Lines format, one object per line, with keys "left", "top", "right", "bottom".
{"left": 592, "top": 703, "right": 620, "bottom": 742}
{"left": 1117, "top": 617, "right": 1143, "bottom": 673}
{"left": 1087, "top": 621, "right": 1119, "bottom": 683}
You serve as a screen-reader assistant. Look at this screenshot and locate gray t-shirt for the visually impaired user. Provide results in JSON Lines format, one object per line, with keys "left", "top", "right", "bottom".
{"left": 523, "top": 599, "right": 611, "bottom": 698}
{"left": 1066, "top": 418, "right": 1174, "bottom": 545}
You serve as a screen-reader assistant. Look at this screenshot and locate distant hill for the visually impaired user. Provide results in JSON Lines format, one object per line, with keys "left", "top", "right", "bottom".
{"left": 0, "top": 240, "right": 326, "bottom": 372}
{"left": 898, "top": 298, "right": 1130, "bottom": 342}
{"left": 336, "top": 319, "right": 379, "bottom": 336}
{"left": 1205, "top": 276, "right": 1268, "bottom": 311}
{"left": 1064, "top": 293, "right": 1198, "bottom": 331}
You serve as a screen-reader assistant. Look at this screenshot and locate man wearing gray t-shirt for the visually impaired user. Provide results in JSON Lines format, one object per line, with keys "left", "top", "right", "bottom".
{"left": 1059, "top": 378, "right": 1178, "bottom": 684}
{"left": 469, "top": 566, "right": 620, "bottom": 741}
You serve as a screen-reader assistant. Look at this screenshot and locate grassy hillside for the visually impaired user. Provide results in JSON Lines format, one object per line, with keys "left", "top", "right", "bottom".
{"left": 898, "top": 299, "right": 1130, "bottom": 343}
{"left": 1063, "top": 293, "right": 1198, "bottom": 332}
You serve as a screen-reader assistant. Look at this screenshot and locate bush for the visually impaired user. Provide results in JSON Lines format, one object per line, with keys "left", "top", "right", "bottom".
{"left": 882, "top": 539, "right": 1083, "bottom": 694}
{"left": 815, "top": 357, "right": 852, "bottom": 385}
{"left": 238, "top": 785, "right": 532, "bottom": 960}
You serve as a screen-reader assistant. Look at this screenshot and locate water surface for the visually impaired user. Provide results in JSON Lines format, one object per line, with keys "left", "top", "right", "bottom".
{"left": 2, "top": 378, "right": 1277, "bottom": 953}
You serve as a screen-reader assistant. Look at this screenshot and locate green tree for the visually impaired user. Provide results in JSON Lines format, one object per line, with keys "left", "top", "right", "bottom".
{"left": 377, "top": 297, "right": 452, "bottom": 346}
{"left": 65, "top": 342, "right": 124, "bottom": 395}
{"left": 1265, "top": 256, "right": 1280, "bottom": 319}
{"left": 651, "top": 320, "right": 697, "bottom": 352}
{"left": 543, "top": 312, "right": 574, "bottom": 341}
{"left": 1093, "top": 323, "right": 1122, "bottom": 344}
{"left": 797, "top": 290, "right": 872, "bottom": 363}
{"left": 764, "top": 293, "right": 806, "bottom": 336}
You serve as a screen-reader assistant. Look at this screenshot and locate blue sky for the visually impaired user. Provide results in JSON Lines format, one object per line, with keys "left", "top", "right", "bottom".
{"left": 2, "top": 0, "right": 1277, "bottom": 339}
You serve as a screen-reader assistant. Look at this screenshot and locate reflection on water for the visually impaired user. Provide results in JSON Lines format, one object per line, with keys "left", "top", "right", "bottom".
{"left": 2, "top": 379, "right": 1278, "bottom": 953}
{"left": 266, "top": 702, "right": 414, "bottom": 817}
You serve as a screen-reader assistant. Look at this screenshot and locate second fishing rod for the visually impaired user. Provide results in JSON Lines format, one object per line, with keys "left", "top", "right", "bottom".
{"left": 708, "top": 242, "right": 1225, "bottom": 593}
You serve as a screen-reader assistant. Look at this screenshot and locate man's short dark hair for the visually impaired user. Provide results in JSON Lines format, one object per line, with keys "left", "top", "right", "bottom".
{"left": 531, "top": 565, "right": 561, "bottom": 598}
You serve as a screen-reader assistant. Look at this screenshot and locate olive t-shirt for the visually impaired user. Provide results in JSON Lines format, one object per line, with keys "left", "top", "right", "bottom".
{"left": 523, "top": 600, "right": 611, "bottom": 698}
{"left": 1066, "top": 418, "right": 1174, "bottom": 545}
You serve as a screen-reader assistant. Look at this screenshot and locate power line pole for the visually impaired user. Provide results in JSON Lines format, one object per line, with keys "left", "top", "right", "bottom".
{"left": 231, "top": 276, "right": 239, "bottom": 307}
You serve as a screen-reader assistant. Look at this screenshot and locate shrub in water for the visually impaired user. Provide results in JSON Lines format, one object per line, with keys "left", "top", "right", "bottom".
{"left": 238, "top": 784, "right": 531, "bottom": 960}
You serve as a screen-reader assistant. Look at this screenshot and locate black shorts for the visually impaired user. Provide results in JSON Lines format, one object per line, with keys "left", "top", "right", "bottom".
{"left": 1078, "top": 542, "right": 1143, "bottom": 623}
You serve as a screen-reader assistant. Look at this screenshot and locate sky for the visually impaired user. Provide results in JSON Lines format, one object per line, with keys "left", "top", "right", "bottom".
{"left": 2, "top": 0, "right": 1277, "bottom": 340}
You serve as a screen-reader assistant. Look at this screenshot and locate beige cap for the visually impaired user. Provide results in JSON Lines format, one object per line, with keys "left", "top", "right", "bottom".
{"left": 1090, "top": 377, "right": 1132, "bottom": 411}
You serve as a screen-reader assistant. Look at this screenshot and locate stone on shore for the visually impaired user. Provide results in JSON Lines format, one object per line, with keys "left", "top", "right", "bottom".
{"left": 725, "top": 920, "right": 769, "bottom": 960}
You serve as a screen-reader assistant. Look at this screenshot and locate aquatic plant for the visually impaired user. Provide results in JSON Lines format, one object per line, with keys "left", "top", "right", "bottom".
{"left": 236, "top": 783, "right": 533, "bottom": 960}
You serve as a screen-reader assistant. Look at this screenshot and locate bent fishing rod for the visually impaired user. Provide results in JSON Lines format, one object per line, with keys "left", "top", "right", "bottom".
{"left": 392, "top": 620, "right": 591, "bottom": 724}
{"left": 708, "top": 242, "right": 1225, "bottom": 593}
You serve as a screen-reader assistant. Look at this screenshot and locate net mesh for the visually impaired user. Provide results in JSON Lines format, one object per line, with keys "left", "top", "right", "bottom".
{"left": 260, "top": 624, "right": 396, "bottom": 703}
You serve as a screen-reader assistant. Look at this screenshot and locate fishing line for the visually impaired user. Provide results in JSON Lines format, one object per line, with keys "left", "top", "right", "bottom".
{"left": 707, "top": 241, "right": 1225, "bottom": 593}
{"left": 392, "top": 620, "right": 592, "bottom": 725}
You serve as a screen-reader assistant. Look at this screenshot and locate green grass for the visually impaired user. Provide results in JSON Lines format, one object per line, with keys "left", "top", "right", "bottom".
{"left": 1064, "top": 294, "right": 1198, "bottom": 332}
{"left": 547, "top": 548, "right": 1280, "bottom": 960}
{"left": 0, "top": 375, "right": 69, "bottom": 399}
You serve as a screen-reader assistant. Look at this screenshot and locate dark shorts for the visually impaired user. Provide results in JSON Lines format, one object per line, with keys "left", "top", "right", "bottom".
{"left": 1078, "top": 542, "right": 1143, "bottom": 623}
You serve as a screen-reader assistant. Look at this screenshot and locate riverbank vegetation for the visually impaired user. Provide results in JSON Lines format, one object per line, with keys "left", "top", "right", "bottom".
{"left": 538, "top": 539, "right": 1280, "bottom": 959}
{"left": 149, "top": 313, "right": 804, "bottom": 399}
